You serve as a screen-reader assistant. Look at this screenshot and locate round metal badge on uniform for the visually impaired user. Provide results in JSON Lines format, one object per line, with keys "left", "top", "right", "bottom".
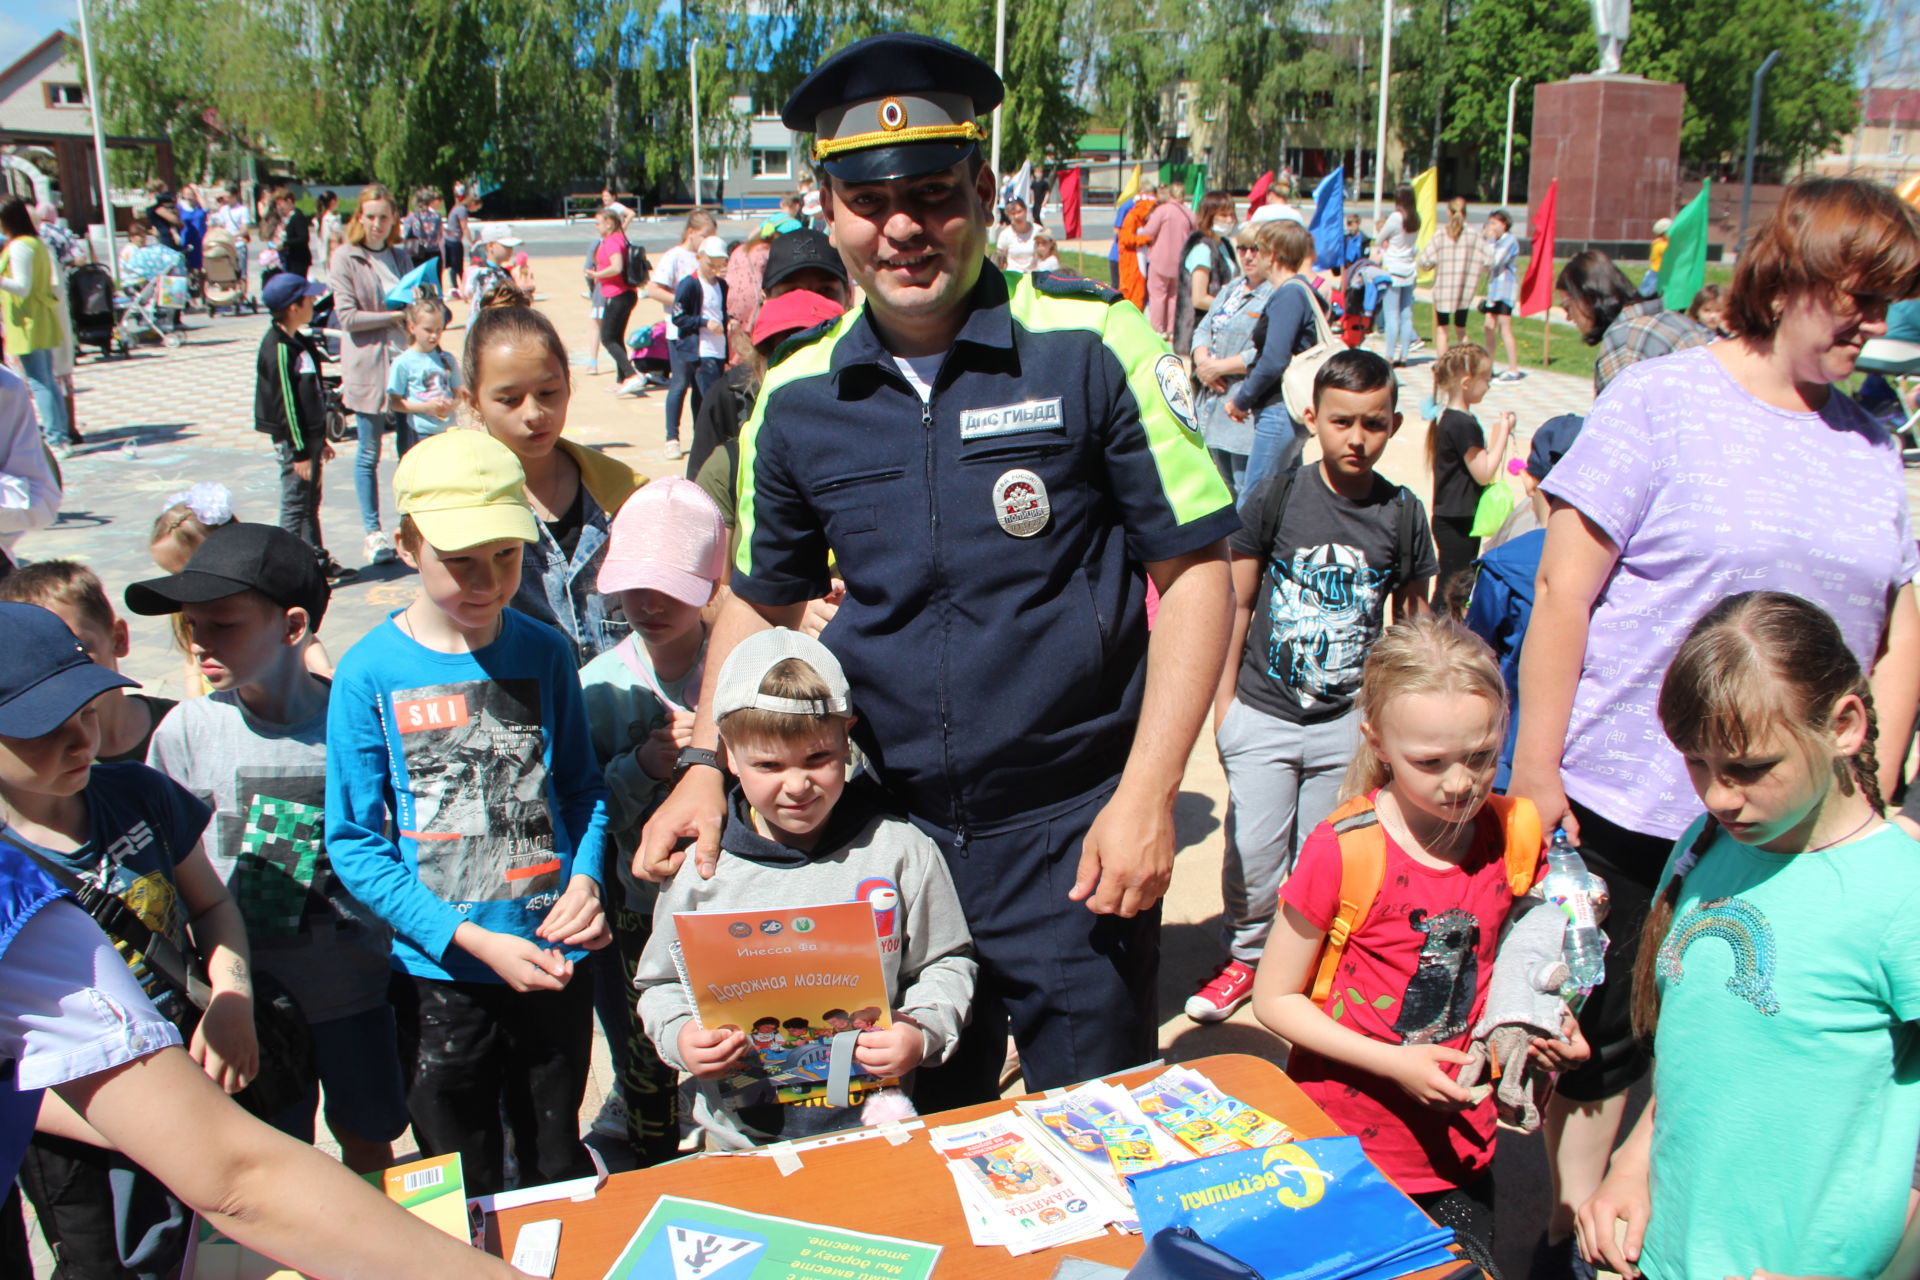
{"left": 993, "top": 468, "right": 1051, "bottom": 537}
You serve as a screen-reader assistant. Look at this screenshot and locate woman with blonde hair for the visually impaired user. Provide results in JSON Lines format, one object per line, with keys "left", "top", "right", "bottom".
{"left": 328, "top": 183, "right": 414, "bottom": 565}
{"left": 1418, "top": 197, "right": 1487, "bottom": 360}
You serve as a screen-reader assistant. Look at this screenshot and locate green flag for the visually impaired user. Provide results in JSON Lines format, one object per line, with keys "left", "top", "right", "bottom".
{"left": 1660, "top": 181, "right": 1711, "bottom": 313}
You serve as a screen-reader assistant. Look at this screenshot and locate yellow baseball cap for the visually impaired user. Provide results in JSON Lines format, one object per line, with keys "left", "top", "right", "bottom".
{"left": 394, "top": 431, "right": 538, "bottom": 551}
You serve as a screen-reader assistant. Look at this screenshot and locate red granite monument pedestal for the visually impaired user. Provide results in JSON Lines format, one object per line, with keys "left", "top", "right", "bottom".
{"left": 1529, "top": 75, "right": 1685, "bottom": 248}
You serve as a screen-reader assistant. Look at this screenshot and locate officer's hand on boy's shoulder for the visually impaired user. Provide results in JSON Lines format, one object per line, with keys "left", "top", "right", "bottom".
{"left": 851, "top": 1014, "right": 927, "bottom": 1079}
{"left": 680, "top": 1024, "right": 747, "bottom": 1078}
{"left": 1070, "top": 789, "right": 1175, "bottom": 917}
{"left": 537, "top": 874, "right": 610, "bottom": 951}
{"left": 636, "top": 782, "right": 725, "bottom": 883}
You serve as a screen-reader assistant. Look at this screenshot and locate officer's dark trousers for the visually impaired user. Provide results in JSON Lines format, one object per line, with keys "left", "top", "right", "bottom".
{"left": 910, "top": 784, "right": 1161, "bottom": 1112}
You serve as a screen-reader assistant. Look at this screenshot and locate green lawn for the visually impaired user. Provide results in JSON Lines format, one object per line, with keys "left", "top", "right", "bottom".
{"left": 1059, "top": 248, "right": 1736, "bottom": 378}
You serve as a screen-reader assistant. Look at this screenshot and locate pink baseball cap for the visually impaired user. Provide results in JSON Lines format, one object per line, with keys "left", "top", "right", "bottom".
{"left": 598, "top": 477, "right": 727, "bottom": 605}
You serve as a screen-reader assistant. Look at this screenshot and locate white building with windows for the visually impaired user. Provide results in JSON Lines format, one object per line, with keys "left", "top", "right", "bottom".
{"left": 710, "top": 94, "right": 806, "bottom": 211}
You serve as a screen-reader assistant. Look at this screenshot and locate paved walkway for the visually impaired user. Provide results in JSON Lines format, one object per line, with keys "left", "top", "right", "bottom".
{"left": 13, "top": 250, "right": 1641, "bottom": 1277}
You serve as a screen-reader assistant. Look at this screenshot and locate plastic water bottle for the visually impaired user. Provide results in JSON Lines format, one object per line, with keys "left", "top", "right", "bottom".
{"left": 1542, "top": 829, "right": 1608, "bottom": 998}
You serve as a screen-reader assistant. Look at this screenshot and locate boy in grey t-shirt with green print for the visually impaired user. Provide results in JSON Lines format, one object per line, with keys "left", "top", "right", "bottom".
{"left": 131, "top": 521, "right": 408, "bottom": 1172}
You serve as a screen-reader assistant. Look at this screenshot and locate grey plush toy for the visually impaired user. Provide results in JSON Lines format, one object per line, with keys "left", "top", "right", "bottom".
{"left": 1458, "top": 902, "right": 1571, "bottom": 1133}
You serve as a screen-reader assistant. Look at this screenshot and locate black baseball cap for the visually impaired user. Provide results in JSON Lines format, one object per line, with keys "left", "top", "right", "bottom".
{"left": 762, "top": 229, "right": 847, "bottom": 293}
{"left": 125, "top": 522, "right": 331, "bottom": 629}
{"left": 0, "top": 603, "right": 138, "bottom": 738}
{"left": 782, "top": 33, "right": 1003, "bottom": 183}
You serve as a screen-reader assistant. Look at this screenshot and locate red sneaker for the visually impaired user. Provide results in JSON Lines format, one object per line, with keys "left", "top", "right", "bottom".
{"left": 1185, "top": 959, "right": 1255, "bottom": 1022}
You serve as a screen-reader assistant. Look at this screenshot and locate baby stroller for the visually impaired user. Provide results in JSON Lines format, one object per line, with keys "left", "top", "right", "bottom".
{"left": 117, "top": 244, "right": 189, "bottom": 349}
{"left": 67, "top": 264, "right": 121, "bottom": 359}
{"left": 201, "top": 227, "right": 253, "bottom": 315}
{"left": 1859, "top": 336, "right": 1920, "bottom": 466}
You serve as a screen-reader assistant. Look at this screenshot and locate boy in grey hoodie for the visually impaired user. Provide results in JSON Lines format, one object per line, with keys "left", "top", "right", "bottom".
{"left": 635, "top": 629, "right": 976, "bottom": 1148}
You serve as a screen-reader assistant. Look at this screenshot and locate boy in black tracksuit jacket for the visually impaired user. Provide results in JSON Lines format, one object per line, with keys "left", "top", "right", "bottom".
{"left": 254, "top": 275, "right": 343, "bottom": 579}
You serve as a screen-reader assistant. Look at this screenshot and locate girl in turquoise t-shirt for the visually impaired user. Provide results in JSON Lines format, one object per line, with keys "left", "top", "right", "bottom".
{"left": 1577, "top": 590, "right": 1920, "bottom": 1280}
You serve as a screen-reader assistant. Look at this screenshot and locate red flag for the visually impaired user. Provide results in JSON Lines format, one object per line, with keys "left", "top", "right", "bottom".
{"left": 1519, "top": 178, "right": 1558, "bottom": 317}
{"left": 1247, "top": 170, "right": 1275, "bottom": 214}
{"left": 1059, "top": 166, "right": 1082, "bottom": 241}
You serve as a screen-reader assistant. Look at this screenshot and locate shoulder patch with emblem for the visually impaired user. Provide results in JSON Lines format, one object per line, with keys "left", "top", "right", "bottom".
{"left": 1154, "top": 353, "right": 1200, "bottom": 437}
{"left": 1029, "top": 270, "right": 1124, "bottom": 305}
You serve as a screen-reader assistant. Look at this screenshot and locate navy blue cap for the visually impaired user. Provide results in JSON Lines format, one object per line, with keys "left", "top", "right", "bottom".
{"left": 762, "top": 228, "right": 847, "bottom": 292}
{"left": 782, "top": 34, "right": 1003, "bottom": 183}
{"left": 261, "top": 273, "right": 328, "bottom": 313}
{"left": 0, "top": 603, "right": 138, "bottom": 738}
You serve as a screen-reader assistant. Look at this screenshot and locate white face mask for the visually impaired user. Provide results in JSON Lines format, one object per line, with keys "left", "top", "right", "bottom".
{"left": 1213, "top": 221, "right": 1234, "bottom": 236}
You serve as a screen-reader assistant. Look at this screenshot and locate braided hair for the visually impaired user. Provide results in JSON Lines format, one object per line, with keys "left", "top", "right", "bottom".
{"left": 1634, "top": 591, "right": 1885, "bottom": 1040}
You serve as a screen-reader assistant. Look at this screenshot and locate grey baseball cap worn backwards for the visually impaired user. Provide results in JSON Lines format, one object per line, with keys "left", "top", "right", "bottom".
{"left": 781, "top": 33, "right": 1006, "bottom": 183}
{"left": 713, "top": 629, "right": 852, "bottom": 723}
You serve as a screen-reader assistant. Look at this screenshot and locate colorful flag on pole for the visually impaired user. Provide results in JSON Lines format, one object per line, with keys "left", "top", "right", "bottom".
{"left": 1310, "top": 167, "right": 1347, "bottom": 268}
{"left": 1412, "top": 167, "right": 1438, "bottom": 285}
{"left": 1519, "top": 178, "right": 1559, "bottom": 317}
{"left": 1117, "top": 164, "right": 1142, "bottom": 206}
{"left": 1247, "top": 170, "right": 1275, "bottom": 214}
{"left": 1899, "top": 172, "right": 1920, "bottom": 210}
{"left": 1058, "top": 166, "right": 1083, "bottom": 240}
{"left": 1659, "top": 181, "right": 1712, "bottom": 313}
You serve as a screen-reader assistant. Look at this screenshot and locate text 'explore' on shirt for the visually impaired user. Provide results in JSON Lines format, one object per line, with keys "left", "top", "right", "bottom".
{"left": 1230, "top": 467, "right": 1435, "bottom": 724}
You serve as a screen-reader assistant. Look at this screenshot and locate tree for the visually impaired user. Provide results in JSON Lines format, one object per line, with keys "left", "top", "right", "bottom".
{"left": 1425, "top": 0, "right": 1595, "bottom": 183}
{"left": 1628, "top": 0, "right": 1862, "bottom": 172}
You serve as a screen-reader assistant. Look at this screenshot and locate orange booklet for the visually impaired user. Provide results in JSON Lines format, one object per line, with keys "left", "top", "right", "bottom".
{"left": 672, "top": 899, "right": 894, "bottom": 1105}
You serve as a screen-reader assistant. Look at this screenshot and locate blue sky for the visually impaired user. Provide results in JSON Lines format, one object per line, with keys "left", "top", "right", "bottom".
{"left": 0, "top": 0, "right": 64, "bottom": 75}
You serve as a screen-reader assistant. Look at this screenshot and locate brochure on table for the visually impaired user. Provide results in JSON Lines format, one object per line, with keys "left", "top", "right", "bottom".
{"left": 600, "top": 1195, "right": 940, "bottom": 1280}
{"left": 672, "top": 899, "right": 896, "bottom": 1106}
{"left": 183, "top": 1152, "right": 465, "bottom": 1279}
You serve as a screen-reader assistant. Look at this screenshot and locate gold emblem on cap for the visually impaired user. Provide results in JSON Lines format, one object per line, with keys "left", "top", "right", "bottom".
{"left": 879, "top": 97, "right": 907, "bottom": 131}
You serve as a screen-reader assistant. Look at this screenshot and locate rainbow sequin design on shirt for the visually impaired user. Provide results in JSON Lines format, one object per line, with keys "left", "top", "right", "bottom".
{"left": 1657, "top": 896, "right": 1780, "bottom": 1016}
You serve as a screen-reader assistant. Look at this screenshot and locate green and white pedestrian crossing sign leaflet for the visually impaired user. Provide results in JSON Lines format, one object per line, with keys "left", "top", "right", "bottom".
{"left": 601, "top": 1197, "right": 939, "bottom": 1280}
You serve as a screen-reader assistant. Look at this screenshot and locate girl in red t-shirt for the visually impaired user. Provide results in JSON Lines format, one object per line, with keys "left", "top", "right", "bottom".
{"left": 1250, "top": 615, "right": 1586, "bottom": 1261}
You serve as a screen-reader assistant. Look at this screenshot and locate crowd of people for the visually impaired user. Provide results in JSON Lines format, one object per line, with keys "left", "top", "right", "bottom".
{"left": 2, "top": 27, "right": 1920, "bottom": 1280}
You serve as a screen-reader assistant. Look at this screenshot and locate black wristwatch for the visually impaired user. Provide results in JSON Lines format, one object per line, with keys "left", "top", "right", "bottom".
{"left": 673, "top": 746, "right": 723, "bottom": 781}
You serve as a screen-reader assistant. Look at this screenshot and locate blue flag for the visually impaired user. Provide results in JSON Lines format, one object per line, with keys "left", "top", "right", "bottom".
{"left": 1310, "top": 167, "right": 1347, "bottom": 269}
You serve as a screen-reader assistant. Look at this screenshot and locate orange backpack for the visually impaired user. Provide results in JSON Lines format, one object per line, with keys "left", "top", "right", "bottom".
{"left": 1306, "top": 792, "right": 1544, "bottom": 1008}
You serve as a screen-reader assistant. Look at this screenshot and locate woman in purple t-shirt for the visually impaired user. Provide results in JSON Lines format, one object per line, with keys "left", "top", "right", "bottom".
{"left": 1509, "top": 176, "right": 1920, "bottom": 1269}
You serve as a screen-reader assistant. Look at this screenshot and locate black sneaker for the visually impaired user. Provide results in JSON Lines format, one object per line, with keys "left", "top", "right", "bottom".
{"left": 323, "top": 558, "right": 358, "bottom": 586}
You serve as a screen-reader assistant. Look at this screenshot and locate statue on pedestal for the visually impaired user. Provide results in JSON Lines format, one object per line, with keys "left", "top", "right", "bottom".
{"left": 1591, "top": 0, "right": 1630, "bottom": 74}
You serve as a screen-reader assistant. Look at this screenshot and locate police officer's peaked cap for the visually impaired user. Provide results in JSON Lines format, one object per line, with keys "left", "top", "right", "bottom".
{"left": 782, "top": 33, "right": 1005, "bottom": 183}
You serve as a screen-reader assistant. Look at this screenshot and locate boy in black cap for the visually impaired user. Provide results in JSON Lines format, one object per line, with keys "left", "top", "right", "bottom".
{"left": 0, "top": 602, "right": 256, "bottom": 1278}
{"left": 642, "top": 32, "right": 1239, "bottom": 1110}
{"left": 256, "top": 272, "right": 351, "bottom": 585}
{"left": 128, "top": 522, "right": 408, "bottom": 1172}
{"left": 685, "top": 227, "right": 851, "bottom": 482}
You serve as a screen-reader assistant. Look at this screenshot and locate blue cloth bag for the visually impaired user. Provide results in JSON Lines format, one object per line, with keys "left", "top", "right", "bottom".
{"left": 1127, "top": 1137, "right": 1458, "bottom": 1280}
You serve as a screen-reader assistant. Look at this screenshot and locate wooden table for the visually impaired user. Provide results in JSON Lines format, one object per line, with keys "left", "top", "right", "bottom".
{"left": 490, "top": 1053, "right": 1474, "bottom": 1279}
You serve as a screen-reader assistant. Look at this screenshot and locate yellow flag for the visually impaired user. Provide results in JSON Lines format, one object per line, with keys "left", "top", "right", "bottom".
{"left": 1117, "top": 163, "right": 1141, "bottom": 205}
{"left": 1902, "top": 172, "right": 1920, "bottom": 211}
{"left": 1413, "top": 166, "right": 1438, "bottom": 286}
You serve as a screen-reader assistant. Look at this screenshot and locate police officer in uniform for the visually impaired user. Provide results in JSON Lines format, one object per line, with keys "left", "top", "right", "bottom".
{"left": 639, "top": 33, "right": 1239, "bottom": 1108}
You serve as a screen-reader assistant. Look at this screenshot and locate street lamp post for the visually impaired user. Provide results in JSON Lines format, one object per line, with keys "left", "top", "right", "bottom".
{"left": 1372, "top": 0, "right": 1393, "bottom": 220}
{"left": 75, "top": 0, "right": 117, "bottom": 263}
{"left": 1501, "top": 76, "right": 1522, "bottom": 207}
{"left": 990, "top": 0, "right": 1007, "bottom": 187}
{"left": 690, "top": 37, "right": 702, "bottom": 207}
{"left": 1737, "top": 49, "right": 1781, "bottom": 253}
